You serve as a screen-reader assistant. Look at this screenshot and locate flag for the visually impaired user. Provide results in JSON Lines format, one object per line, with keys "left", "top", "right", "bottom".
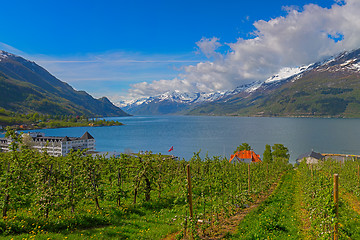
{"left": 168, "top": 146, "right": 174, "bottom": 152}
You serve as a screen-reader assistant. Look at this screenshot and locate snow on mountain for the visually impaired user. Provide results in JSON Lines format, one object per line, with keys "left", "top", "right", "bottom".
{"left": 119, "top": 81, "right": 263, "bottom": 110}
{"left": 315, "top": 50, "right": 360, "bottom": 73}
{"left": 120, "top": 49, "right": 360, "bottom": 114}
{"left": 119, "top": 64, "right": 318, "bottom": 110}
{"left": 0, "top": 51, "right": 9, "bottom": 61}
{"left": 265, "top": 64, "right": 314, "bottom": 84}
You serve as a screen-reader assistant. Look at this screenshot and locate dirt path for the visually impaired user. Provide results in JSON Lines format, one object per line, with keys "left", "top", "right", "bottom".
{"left": 198, "top": 191, "right": 275, "bottom": 239}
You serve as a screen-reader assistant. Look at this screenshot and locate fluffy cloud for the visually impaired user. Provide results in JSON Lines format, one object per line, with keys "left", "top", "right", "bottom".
{"left": 128, "top": 0, "right": 360, "bottom": 100}
{"left": 195, "top": 37, "right": 223, "bottom": 59}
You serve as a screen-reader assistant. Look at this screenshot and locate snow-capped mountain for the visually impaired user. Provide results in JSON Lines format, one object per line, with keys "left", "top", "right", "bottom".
{"left": 120, "top": 63, "right": 312, "bottom": 115}
{"left": 119, "top": 82, "right": 263, "bottom": 115}
{"left": 265, "top": 64, "right": 314, "bottom": 84}
{"left": 189, "top": 48, "right": 360, "bottom": 117}
{"left": 121, "top": 48, "right": 360, "bottom": 116}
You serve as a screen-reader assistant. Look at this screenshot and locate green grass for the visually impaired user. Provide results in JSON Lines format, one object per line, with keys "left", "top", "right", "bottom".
{"left": 338, "top": 199, "right": 360, "bottom": 239}
{"left": 230, "top": 170, "right": 301, "bottom": 239}
{"left": 0, "top": 199, "right": 183, "bottom": 240}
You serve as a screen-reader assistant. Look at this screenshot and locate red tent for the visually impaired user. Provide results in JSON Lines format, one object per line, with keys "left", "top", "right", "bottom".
{"left": 229, "top": 150, "right": 262, "bottom": 163}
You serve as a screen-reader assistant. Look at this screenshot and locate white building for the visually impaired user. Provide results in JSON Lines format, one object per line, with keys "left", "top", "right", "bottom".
{"left": 0, "top": 131, "right": 95, "bottom": 157}
{"left": 0, "top": 137, "right": 12, "bottom": 152}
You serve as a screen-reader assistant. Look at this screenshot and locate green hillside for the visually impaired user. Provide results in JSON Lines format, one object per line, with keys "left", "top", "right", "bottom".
{"left": 0, "top": 51, "right": 129, "bottom": 117}
{"left": 189, "top": 68, "right": 360, "bottom": 118}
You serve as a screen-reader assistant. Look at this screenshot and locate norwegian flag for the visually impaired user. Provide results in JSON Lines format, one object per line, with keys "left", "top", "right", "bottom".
{"left": 168, "top": 146, "right": 174, "bottom": 152}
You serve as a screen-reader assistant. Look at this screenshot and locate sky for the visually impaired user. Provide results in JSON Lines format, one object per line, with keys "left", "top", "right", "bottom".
{"left": 1, "top": 0, "right": 359, "bottom": 105}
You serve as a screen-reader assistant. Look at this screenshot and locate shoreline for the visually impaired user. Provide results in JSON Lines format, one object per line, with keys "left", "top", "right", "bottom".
{"left": 0, "top": 121, "right": 124, "bottom": 132}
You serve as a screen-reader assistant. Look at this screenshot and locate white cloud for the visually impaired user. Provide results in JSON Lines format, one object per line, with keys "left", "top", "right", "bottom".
{"left": 127, "top": 0, "right": 360, "bottom": 100}
{"left": 196, "top": 37, "right": 222, "bottom": 59}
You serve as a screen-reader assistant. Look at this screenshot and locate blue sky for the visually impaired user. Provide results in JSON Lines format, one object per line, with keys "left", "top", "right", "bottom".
{"left": 1, "top": 0, "right": 357, "bottom": 104}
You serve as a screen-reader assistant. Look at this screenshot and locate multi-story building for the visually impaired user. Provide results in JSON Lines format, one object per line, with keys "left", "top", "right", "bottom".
{"left": 0, "top": 137, "right": 11, "bottom": 152}
{"left": 0, "top": 131, "right": 95, "bottom": 156}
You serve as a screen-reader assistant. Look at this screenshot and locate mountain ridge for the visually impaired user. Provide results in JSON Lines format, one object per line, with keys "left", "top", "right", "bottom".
{"left": 0, "top": 51, "right": 129, "bottom": 117}
{"left": 189, "top": 48, "right": 360, "bottom": 117}
{"left": 122, "top": 48, "right": 360, "bottom": 117}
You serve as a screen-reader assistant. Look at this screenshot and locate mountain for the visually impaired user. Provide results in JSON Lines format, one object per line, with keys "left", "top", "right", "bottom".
{"left": 122, "top": 48, "right": 360, "bottom": 117}
{"left": 0, "top": 51, "right": 129, "bottom": 116}
{"left": 120, "top": 82, "right": 261, "bottom": 115}
{"left": 189, "top": 49, "right": 360, "bottom": 117}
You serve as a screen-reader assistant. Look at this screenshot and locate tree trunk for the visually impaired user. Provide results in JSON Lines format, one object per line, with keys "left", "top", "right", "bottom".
{"left": 158, "top": 165, "right": 162, "bottom": 199}
{"left": 2, "top": 162, "right": 10, "bottom": 218}
{"left": 133, "top": 180, "right": 140, "bottom": 204}
{"left": 92, "top": 169, "right": 101, "bottom": 210}
{"left": 2, "top": 194, "right": 10, "bottom": 218}
{"left": 70, "top": 167, "right": 75, "bottom": 213}
{"left": 145, "top": 177, "right": 151, "bottom": 201}
{"left": 117, "top": 168, "right": 121, "bottom": 206}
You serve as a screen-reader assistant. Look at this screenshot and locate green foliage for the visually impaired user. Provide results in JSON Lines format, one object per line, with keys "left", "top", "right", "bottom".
{"left": 0, "top": 110, "right": 123, "bottom": 130}
{"left": 315, "top": 97, "right": 348, "bottom": 115}
{"left": 321, "top": 88, "right": 353, "bottom": 95}
{"left": 294, "top": 159, "right": 360, "bottom": 239}
{"left": 235, "top": 170, "right": 300, "bottom": 239}
{"left": 233, "top": 142, "right": 252, "bottom": 154}
{"left": 263, "top": 144, "right": 273, "bottom": 163}
{"left": 272, "top": 144, "right": 290, "bottom": 161}
{"left": 297, "top": 161, "right": 335, "bottom": 239}
{"left": 0, "top": 143, "right": 292, "bottom": 239}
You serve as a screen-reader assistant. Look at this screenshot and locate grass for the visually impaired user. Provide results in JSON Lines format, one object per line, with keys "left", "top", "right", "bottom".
{"left": 230, "top": 170, "right": 301, "bottom": 239}
{"left": 0, "top": 199, "right": 184, "bottom": 240}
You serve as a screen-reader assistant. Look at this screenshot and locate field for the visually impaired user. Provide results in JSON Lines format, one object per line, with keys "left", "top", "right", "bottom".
{"left": 1, "top": 137, "right": 360, "bottom": 239}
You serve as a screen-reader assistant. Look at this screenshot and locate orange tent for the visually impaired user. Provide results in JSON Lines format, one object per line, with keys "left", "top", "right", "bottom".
{"left": 229, "top": 150, "right": 262, "bottom": 163}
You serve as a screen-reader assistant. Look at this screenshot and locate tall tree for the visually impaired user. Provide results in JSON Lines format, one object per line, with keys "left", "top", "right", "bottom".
{"left": 263, "top": 144, "right": 273, "bottom": 163}
{"left": 272, "top": 144, "right": 290, "bottom": 161}
{"left": 233, "top": 143, "right": 252, "bottom": 153}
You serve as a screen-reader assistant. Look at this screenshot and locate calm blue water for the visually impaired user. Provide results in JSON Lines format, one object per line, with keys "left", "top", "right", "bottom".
{"left": 3, "top": 116, "right": 360, "bottom": 163}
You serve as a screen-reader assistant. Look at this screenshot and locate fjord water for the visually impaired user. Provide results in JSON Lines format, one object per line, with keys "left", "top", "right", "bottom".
{"left": 19, "top": 116, "right": 360, "bottom": 163}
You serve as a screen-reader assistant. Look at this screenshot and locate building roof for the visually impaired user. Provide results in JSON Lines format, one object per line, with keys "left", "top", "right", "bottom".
{"left": 62, "top": 136, "right": 71, "bottom": 142}
{"left": 80, "top": 131, "right": 94, "bottom": 140}
{"left": 296, "top": 151, "right": 324, "bottom": 161}
{"left": 229, "top": 150, "right": 262, "bottom": 163}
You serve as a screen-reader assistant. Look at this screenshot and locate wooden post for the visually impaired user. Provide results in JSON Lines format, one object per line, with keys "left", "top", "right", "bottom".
{"left": 186, "top": 164, "right": 193, "bottom": 219}
{"left": 334, "top": 174, "right": 339, "bottom": 240}
{"left": 248, "top": 163, "right": 251, "bottom": 193}
{"left": 357, "top": 165, "right": 359, "bottom": 181}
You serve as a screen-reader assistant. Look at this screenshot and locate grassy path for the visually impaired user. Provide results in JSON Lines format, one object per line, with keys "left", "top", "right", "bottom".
{"left": 195, "top": 174, "right": 284, "bottom": 239}
{"left": 293, "top": 170, "right": 311, "bottom": 239}
{"left": 229, "top": 170, "right": 301, "bottom": 239}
